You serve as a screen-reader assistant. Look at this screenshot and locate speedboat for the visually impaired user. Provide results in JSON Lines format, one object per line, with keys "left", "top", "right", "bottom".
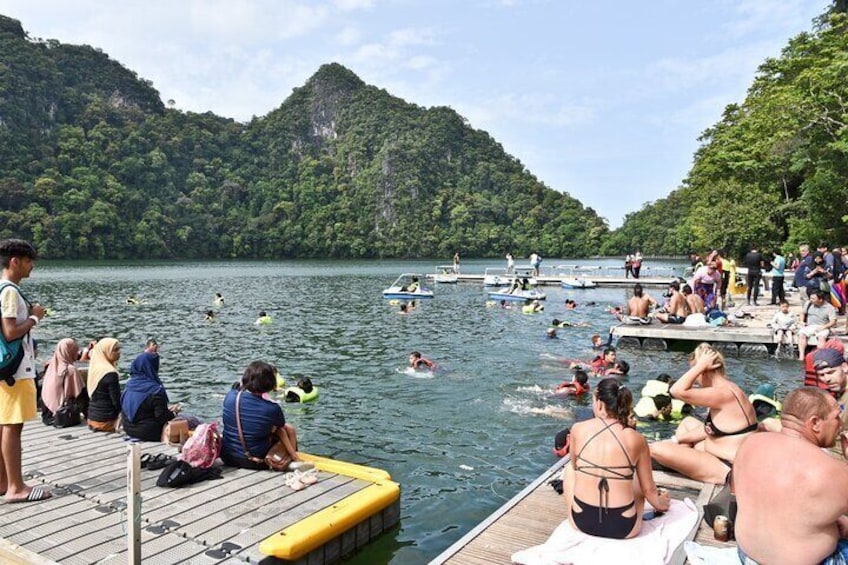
{"left": 487, "top": 288, "right": 547, "bottom": 302}
{"left": 382, "top": 273, "right": 434, "bottom": 299}
{"left": 483, "top": 267, "right": 509, "bottom": 287}
{"left": 561, "top": 277, "right": 598, "bottom": 289}
{"left": 433, "top": 265, "right": 459, "bottom": 284}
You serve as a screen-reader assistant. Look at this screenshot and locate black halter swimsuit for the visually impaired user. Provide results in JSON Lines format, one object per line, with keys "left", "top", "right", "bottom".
{"left": 572, "top": 420, "right": 637, "bottom": 539}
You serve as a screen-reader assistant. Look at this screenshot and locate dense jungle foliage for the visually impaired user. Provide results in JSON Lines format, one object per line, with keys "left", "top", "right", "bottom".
{"left": 604, "top": 4, "right": 848, "bottom": 257}
{"left": 0, "top": 15, "right": 608, "bottom": 259}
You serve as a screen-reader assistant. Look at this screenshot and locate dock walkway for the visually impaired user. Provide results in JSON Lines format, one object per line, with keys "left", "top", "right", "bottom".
{"left": 431, "top": 458, "right": 725, "bottom": 565}
{"left": 0, "top": 423, "right": 399, "bottom": 564}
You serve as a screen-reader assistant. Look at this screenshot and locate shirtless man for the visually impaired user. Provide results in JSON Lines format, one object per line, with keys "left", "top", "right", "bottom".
{"left": 681, "top": 284, "right": 705, "bottom": 315}
{"left": 655, "top": 281, "right": 687, "bottom": 324}
{"left": 627, "top": 284, "right": 657, "bottom": 317}
{"left": 734, "top": 386, "right": 848, "bottom": 565}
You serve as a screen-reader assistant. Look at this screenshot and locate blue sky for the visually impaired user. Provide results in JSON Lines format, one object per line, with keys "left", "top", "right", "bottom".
{"left": 0, "top": 0, "right": 831, "bottom": 227}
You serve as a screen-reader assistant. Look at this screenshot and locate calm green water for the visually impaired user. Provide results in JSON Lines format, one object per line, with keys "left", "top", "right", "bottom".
{"left": 24, "top": 259, "right": 801, "bottom": 564}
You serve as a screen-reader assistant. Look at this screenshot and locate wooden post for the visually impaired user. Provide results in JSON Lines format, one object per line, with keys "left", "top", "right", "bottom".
{"left": 127, "top": 443, "right": 141, "bottom": 565}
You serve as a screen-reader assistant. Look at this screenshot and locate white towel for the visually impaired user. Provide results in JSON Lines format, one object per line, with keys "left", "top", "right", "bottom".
{"left": 683, "top": 541, "right": 741, "bottom": 565}
{"left": 511, "top": 498, "right": 700, "bottom": 565}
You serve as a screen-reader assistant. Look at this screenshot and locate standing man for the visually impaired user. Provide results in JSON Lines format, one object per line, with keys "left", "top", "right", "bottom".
{"left": 505, "top": 252, "right": 514, "bottom": 274}
{"left": 0, "top": 239, "right": 50, "bottom": 503}
{"left": 734, "top": 386, "right": 848, "bottom": 565}
{"left": 794, "top": 244, "right": 814, "bottom": 303}
{"left": 529, "top": 251, "right": 541, "bottom": 277}
{"left": 743, "top": 245, "right": 764, "bottom": 306}
{"left": 770, "top": 249, "right": 786, "bottom": 305}
{"left": 453, "top": 251, "right": 460, "bottom": 274}
{"left": 624, "top": 253, "right": 633, "bottom": 279}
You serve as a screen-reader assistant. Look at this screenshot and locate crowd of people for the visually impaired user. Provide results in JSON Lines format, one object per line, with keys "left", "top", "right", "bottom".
{"left": 0, "top": 238, "right": 308, "bottom": 504}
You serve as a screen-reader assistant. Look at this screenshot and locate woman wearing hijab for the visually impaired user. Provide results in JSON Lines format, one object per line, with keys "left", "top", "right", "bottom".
{"left": 86, "top": 338, "right": 123, "bottom": 432}
{"left": 121, "top": 351, "right": 179, "bottom": 441}
{"left": 41, "top": 338, "right": 87, "bottom": 425}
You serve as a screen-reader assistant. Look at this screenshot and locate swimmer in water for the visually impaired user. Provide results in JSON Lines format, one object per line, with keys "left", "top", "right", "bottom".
{"left": 409, "top": 351, "right": 436, "bottom": 370}
{"left": 555, "top": 369, "right": 590, "bottom": 396}
{"left": 565, "top": 299, "right": 578, "bottom": 309}
{"left": 126, "top": 295, "right": 140, "bottom": 305}
{"left": 214, "top": 292, "right": 224, "bottom": 306}
{"left": 205, "top": 310, "right": 215, "bottom": 321}
{"left": 546, "top": 327, "right": 558, "bottom": 339}
{"left": 255, "top": 311, "right": 272, "bottom": 325}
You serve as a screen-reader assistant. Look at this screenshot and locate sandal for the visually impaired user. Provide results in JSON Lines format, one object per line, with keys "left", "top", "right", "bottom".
{"left": 8, "top": 485, "right": 52, "bottom": 503}
{"left": 295, "top": 469, "right": 318, "bottom": 486}
{"left": 147, "top": 454, "right": 176, "bottom": 471}
{"left": 284, "top": 472, "right": 306, "bottom": 492}
{"left": 140, "top": 453, "right": 153, "bottom": 469}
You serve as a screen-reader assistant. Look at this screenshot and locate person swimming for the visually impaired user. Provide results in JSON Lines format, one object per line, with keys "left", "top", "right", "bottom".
{"left": 205, "top": 310, "right": 215, "bottom": 321}
{"left": 255, "top": 311, "right": 272, "bottom": 325}
{"left": 214, "top": 292, "right": 224, "bottom": 306}
{"left": 409, "top": 351, "right": 436, "bottom": 370}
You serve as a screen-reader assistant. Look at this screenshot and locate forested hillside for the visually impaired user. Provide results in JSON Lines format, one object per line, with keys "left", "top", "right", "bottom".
{"left": 605, "top": 5, "right": 848, "bottom": 257}
{"left": 0, "top": 15, "right": 608, "bottom": 259}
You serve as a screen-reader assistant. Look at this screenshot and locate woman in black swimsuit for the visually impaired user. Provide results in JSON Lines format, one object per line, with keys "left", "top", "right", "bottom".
{"left": 650, "top": 343, "right": 758, "bottom": 484}
{"left": 563, "top": 378, "right": 670, "bottom": 539}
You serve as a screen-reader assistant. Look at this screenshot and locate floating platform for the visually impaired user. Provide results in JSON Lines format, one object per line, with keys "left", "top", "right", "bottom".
{"left": 0, "top": 423, "right": 399, "bottom": 564}
{"left": 425, "top": 274, "right": 676, "bottom": 288}
{"left": 431, "top": 456, "right": 723, "bottom": 565}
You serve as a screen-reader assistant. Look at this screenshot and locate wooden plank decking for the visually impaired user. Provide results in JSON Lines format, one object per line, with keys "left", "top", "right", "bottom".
{"left": 0, "top": 423, "right": 399, "bottom": 565}
{"left": 431, "top": 458, "right": 720, "bottom": 565}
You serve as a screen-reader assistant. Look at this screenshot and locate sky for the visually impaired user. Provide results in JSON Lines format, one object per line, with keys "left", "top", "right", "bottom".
{"left": 0, "top": 0, "right": 832, "bottom": 227}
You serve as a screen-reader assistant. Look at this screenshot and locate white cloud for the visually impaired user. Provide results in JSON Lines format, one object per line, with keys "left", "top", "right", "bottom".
{"left": 333, "top": 0, "right": 376, "bottom": 11}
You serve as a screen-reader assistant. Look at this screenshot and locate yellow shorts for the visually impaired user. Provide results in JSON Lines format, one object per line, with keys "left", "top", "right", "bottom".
{"left": 0, "top": 378, "right": 37, "bottom": 424}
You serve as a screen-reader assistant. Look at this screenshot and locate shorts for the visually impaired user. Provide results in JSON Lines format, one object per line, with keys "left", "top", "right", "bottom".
{"left": 740, "top": 539, "right": 848, "bottom": 565}
{"left": 0, "top": 378, "right": 37, "bottom": 425}
{"left": 799, "top": 325, "right": 830, "bottom": 339}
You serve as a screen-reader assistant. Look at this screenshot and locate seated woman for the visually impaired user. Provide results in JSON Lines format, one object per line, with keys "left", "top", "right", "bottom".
{"left": 649, "top": 343, "right": 758, "bottom": 484}
{"left": 87, "top": 338, "right": 123, "bottom": 432}
{"left": 221, "top": 361, "right": 302, "bottom": 469}
{"left": 121, "top": 350, "right": 180, "bottom": 441}
{"left": 562, "top": 378, "right": 670, "bottom": 539}
{"left": 41, "top": 338, "right": 87, "bottom": 425}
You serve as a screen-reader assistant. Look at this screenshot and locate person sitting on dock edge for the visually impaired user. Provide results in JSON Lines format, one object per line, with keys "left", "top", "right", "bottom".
{"left": 649, "top": 343, "right": 757, "bottom": 484}
{"left": 734, "top": 387, "right": 848, "bottom": 565}
{"left": 561, "top": 378, "right": 670, "bottom": 539}
{"left": 654, "top": 280, "right": 688, "bottom": 324}
{"left": 626, "top": 283, "right": 656, "bottom": 323}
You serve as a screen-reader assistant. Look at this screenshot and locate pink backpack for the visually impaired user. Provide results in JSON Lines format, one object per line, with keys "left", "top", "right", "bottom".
{"left": 180, "top": 422, "right": 221, "bottom": 469}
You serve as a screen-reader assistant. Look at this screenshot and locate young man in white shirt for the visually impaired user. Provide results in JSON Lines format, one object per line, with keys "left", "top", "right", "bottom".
{"left": 0, "top": 239, "right": 50, "bottom": 503}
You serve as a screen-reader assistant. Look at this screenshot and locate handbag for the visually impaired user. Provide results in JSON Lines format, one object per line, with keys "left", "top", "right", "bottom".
{"left": 53, "top": 370, "right": 81, "bottom": 428}
{"left": 235, "top": 390, "right": 291, "bottom": 471}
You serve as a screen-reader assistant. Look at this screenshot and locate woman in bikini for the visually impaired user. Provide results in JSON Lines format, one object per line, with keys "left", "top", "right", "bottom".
{"left": 649, "top": 343, "right": 758, "bottom": 484}
{"left": 562, "top": 378, "right": 670, "bottom": 539}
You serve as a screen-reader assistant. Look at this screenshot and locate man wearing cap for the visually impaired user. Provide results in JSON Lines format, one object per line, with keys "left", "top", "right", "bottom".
{"left": 734, "top": 387, "right": 848, "bottom": 565}
{"left": 810, "top": 347, "right": 848, "bottom": 427}
{"left": 798, "top": 290, "right": 837, "bottom": 361}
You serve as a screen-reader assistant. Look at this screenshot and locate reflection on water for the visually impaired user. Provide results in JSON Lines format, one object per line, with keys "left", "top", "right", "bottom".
{"left": 27, "top": 259, "right": 801, "bottom": 564}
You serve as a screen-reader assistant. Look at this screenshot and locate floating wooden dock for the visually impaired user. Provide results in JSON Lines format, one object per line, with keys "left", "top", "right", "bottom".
{"left": 0, "top": 423, "right": 399, "bottom": 564}
{"left": 427, "top": 274, "right": 676, "bottom": 288}
{"left": 431, "top": 457, "right": 724, "bottom": 565}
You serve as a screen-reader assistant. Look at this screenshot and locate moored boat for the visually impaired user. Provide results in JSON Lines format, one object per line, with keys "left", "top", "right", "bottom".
{"left": 382, "top": 273, "right": 434, "bottom": 299}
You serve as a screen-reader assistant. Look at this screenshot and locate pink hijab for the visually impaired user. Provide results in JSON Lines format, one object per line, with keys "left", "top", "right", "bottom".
{"left": 41, "top": 338, "right": 83, "bottom": 414}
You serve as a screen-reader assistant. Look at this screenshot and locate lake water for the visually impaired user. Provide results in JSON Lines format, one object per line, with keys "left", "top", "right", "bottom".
{"left": 23, "top": 258, "right": 801, "bottom": 564}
